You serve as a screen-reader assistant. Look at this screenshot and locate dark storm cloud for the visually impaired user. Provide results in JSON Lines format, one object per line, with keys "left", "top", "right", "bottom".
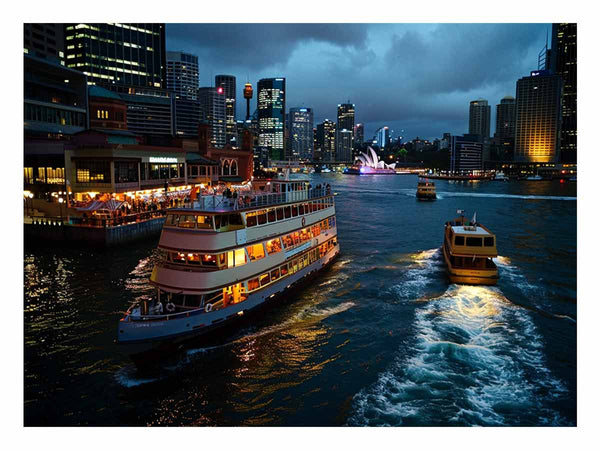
{"left": 166, "top": 23, "right": 548, "bottom": 140}
{"left": 166, "top": 23, "right": 369, "bottom": 71}
{"left": 385, "top": 24, "right": 543, "bottom": 95}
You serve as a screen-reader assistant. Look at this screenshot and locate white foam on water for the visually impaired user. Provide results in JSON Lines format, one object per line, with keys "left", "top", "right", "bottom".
{"left": 114, "top": 366, "right": 162, "bottom": 388}
{"left": 389, "top": 248, "right": 444, "bottom": 301}
{"left": 347, "top": 284, "right": 571, "bottom": 426}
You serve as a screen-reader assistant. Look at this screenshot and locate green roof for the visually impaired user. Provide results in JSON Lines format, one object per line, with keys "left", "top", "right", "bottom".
{"left": 88, "top": 85, "right": 122, "bottom": 101}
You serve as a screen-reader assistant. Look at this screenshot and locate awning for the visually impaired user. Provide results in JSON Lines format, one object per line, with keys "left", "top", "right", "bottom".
{"left": 76, "top": 200, "right": 124, "bottom": 211}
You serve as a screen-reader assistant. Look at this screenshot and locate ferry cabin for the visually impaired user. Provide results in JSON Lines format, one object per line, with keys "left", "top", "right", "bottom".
{"left": 416, "top": 181, "right": 436, "bottom": 200}
{"left": 443, "top": 216, "right": 498, "bottom": 285}
{"left": 118, "top": 179, "right": 339, "bottom": 344}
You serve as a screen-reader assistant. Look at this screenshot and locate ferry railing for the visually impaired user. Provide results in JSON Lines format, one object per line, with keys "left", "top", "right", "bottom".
{"left": 68, "top": 210, "right": 167, "bottom": 228}
{"left": 194, "top": 186, "right": 331, "bottom": 211}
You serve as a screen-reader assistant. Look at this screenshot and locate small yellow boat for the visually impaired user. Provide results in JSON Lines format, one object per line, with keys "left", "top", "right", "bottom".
{"left": 416, "top": 181, "right": 436, "bottom": 201}
{"left": 442, "top": 211, "right": 499, "bottom": 285}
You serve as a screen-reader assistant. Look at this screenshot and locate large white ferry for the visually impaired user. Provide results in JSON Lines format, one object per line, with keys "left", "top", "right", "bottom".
{"left": 117, "top": 178, "right": 339, "bottom": 360}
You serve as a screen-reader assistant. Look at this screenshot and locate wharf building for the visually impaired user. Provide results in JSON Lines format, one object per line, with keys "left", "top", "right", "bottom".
{"left": 316, "top": 120, "right": 336, "bottom": 163}
{"left": 257, "top": 78, "right": 286, "bottom": 162}
{"left": 514, "top": 70, "right": 562, "bottom": 163}
{"left": 198, "top": 87, "right": 226, "bottom": 148}
{"left": 468, "top": 99, "right": 491, "bottom": 141}
{"left": 24, "top": 23, "right": 65, "bottom": 65}
{"left": 550, "top": 23, "right": 577, "bottom": 163}
{"left": 288, "top": 107, "right": 314, "bottom": 160}
{"left": 24, "top": 54, "right": 88, "bottom": 202}
{"left": 167, "top": 51, "right": 201, "bottom": 138}
{"left": 450, "top": 134, "right": 484, "bottom": 173}
{"left": 215, "top": 75, "right": 237, "bottom": 146}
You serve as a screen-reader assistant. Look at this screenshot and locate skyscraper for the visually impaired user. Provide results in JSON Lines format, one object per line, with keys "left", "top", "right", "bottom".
{"left": 167, "top": 51, "right": 199, "bottom": 99}
{"left": 354, "top": 123, "right": 364, "bottom": 145}
{"left": 64, "top": 23, "right": 166, "bottom": 88}
{"left": 336, "top": 129, "right": 353, "bottom": 163}
{"left": 257, "top": 78, "right": 286, "bottom": 161}
{"left": 514, "top": 70, "right": 562, "bottom": 163}
{"left": 450, "top": 135, "right": 483, "bottom": 172}
{"left": 337, "top": 103, "right": 355, "bottom": 141}
{"left": 215, "top": 75, "right": 237, "bottom": 145}
{"left": 198, "top": 87, "right": 226, "bottom": 148}
{"left": 468, "top": 99, "right": 491, "bottom": 140}
{"left": 375, "top": 126, "right": 390, "bottom": 148}
{"left": 550, "top": 23, "right": 577, "bottom": 163}
{"left": 24, "top": 23, "right": 65, "bottom": 64}
{"left": 316, "top": 120, "right": 336, "bottom": 163}
{"left": 495, "top": 96, "right": 516, "bottom": 140}
{"left": 288, "top": 108, "right": 314, "bottom": 160}
{"left": 167, "top": 51, "right": 200, "bottom": 137}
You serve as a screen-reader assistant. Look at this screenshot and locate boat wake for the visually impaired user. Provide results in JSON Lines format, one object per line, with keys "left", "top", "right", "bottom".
{"left": 114, "top": 365, "right": 163, "bottom": 388}
{"left": 349, "top": 271, "right": 571, "bottom": 425}
{"left": 389, "top": 248, "right": 445, "bottom": 301}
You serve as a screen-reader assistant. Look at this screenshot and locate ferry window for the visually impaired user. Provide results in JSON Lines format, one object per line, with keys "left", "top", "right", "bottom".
{"left": 229, "top": 214, "right": 244, "bottom": 229}
{"left": 174, "top": 252, "right": 186, "bottom": 263}
{"left": 178, "top": 216, "right": 196, "bottom": 228}
{"left": 246, "top": 212, "right": 257, "bottom": 227}
{"left": 266, "top": 238, "right": 282, "bottom": 254}
{"left": 247, "top": 243, "right": 265, "bottom": 261}
{"left": 298, "top": 204, "right": 305, "bottom": 215}
{"left": 466, "top": 237, "right": 482, "bottom": 247}
{"left": 201, "top": 254, "right": 217, "bottom": 267}
{"left": 276, "top": 208, "right": 284, "bottom": 220}
{"left": 234, "top": 249, "right": 247, "bottom": 266}
{"left": 197, "top": 215, "right": 213, "bottom": 229}
{"left": 291, "top": 205, "right": 298, "bottom": 217}
{"left": 259, "top": 273, "right": 271, "bottom": 286}
{"left": 484, "top": 237, "right": 495, "bottom": 247}
{"left": 267, "top": 209, "right": 276, "bottom": 223}
{"left": 271, "top": 268, "right": 280, "bottom": 281}
{"left": 219, "top": 254, "right": 226, "bottom": 266}
{"left": 227, "top": 251, "right": 234, "bottom": 268}
{"left": 455, "top": 236, "right": 465, "bottom": 245}
{"left": 216, "top": 215, "right": 229, "bottom": 230}
{"left": 282, "top": 234, "right": 294, "bottom": 249}
{"left": 257, "top": 210, "right": 267, "bottom": 225}
{"left": 187, "top": 253, "right": 201, "bottom": 265}
{"left": 280, "top": 264, "right": 289, "bottom": 276}
{"left": 284, "top": 206, "right": 291, "bottom": 219}
{"left": 214, "top": 215, "right": 221, "bottom": 229}
{"left": 248, "top": 278, "right": 260, "bottom": 291}
{"left": 166, "top": 214, "right": 179, "bottom": 226}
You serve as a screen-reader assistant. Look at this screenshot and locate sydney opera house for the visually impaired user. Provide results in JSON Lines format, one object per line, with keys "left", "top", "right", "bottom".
{"left": 344, "top": 147, "right": 397, "bottom": 175}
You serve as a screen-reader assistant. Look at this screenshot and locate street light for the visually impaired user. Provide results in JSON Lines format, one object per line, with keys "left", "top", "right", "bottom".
{"left": 58, "top": 197, "right": 64, "bottom": 223}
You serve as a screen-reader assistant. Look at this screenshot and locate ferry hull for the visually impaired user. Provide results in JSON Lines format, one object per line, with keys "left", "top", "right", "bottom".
{"left": 416, "top": 193, "right": 436, "bottom": 201}
{"left": 442, "top": 243, "right": 498, "bottom": 286}
{"left": 118, "top": 246, "right": 340, "bottom": 365}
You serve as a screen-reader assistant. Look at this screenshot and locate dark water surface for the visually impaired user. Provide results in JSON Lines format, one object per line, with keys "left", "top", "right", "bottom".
{"left": 24, "top": 175, "right": 576, "bottom": 426}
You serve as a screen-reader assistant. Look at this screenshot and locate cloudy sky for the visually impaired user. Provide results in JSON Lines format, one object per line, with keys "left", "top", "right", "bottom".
{"left": 166, "top": 23, "right": 549, "bottom": 141}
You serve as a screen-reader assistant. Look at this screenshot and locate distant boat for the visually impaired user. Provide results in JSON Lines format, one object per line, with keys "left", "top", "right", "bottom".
{"left": 494, "top": 171, "right": 509, "bottom": 181}
{"left": 569, "top": 176, "right": 577, "bottom": 182}
{"left": 526, "top": 174, "right": 543, "bottom": 181}
{"left": 416, "top": 181, "right": 436, "bottom": 201}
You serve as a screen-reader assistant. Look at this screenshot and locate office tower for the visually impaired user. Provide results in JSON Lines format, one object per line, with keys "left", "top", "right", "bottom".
{"left": 336, "top": 129, "right": 353, "bottom": 163}
{"left": 119, "top": 89, "right": 174, "bottom": 136}
{"left": 450, "top": 135, "right": 484, "bottom": 172}
{"left": 198, "top": 87, "right": 226, "bottom": 148}
{"left": 468, "top": 99, "right": 491, "bottom": 140}
{"left": 514, "top": 70, "right": 562, "bottom": 163}
{"left": 337, "top": 103, "right": 355, "bottom": 142}
{"left": 244, "top": 83, "right": 253, "bottom": 121}
{"left": 166, "top": 51, "right": 200, "bottom": 137}
{"left": 375, "top": 126, "right": 390, "bottom": 148}
{"left": 550, "top": 23, "right": 577, "bottom": 163}
{"left": 24, "top": 23, "right": 65, "bottom": 64}
{"left": 257, "top": 78, "right": 286, "bottom": 161}
{"left": 495, "top": 96, "right": 516, "bottom": 139}
{"left": 64, "top": 23, "right": 166, "bottom": 88}
{"left": 288, "top": 108, "right": 314, "bottom": 160}
{"left": 215, "top": 75, "right": 237, "bottom": 145}
{"left": 167, "top": 51, "right": 199, "bottom": 99}
{"left": 316, "top": 120, "right": 336, "bottom": 163}
{"left": 354, "top": 123, "right": 364, "bottom": 145}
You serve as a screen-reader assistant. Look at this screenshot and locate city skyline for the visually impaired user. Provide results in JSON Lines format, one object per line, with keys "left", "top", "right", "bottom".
{"left": 166, "top": 23, "right": 550, "bottom": 141}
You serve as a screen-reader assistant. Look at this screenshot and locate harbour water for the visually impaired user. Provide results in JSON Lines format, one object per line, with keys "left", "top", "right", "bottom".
{"left": 24, "top": 174, "right": 576, "bottom": 426}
